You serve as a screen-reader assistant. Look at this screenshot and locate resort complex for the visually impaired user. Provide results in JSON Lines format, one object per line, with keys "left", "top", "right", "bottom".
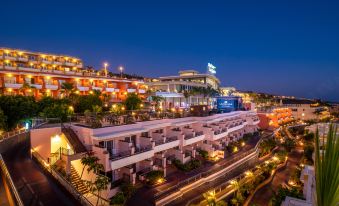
{"left": 0, "top": 47, "right": 338, "bottom": 206}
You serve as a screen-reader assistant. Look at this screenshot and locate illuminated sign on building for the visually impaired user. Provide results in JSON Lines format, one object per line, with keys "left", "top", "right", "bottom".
{"left": 207, "top": 63, "right": 216, "bottom": 74}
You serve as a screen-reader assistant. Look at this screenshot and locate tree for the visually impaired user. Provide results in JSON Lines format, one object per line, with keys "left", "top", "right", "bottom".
{"left": 94, "top": 175, "right": 110, "bottom": 206}
{"left": 124, "top": 93, "right": 142, "bottom": 110}
{"left": 0, "top": 95, "right": 38, "bottom": 130}
{"left": 315, "top": 125, "right": 339, "bottom": 206}
{"left": 80, "top": 153, "right": 99, "bottom": 179}
{"left": 0, "top": 108, "right": 7, "bottom": 131}
{"left": 19, "top": 82, "right": 36, "bottom": 96}
{"left": 60, "top": 82, "right": 74, "bottom": 97}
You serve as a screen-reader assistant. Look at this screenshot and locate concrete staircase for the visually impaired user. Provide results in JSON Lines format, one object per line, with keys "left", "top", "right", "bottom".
{"left": 70, "top": 165, "right": 89, "bottom": 194}
{"left": 61, "top": 125, "right": 87, "bottom": 153}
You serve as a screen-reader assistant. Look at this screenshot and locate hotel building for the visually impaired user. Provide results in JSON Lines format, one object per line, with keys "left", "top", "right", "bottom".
{"left": 0, "top": 48, "right": 146, "bottom": 101}
{"left": 257, "top": 107, "right": 293, "bottom": 130}
{"left": 31, "top": 110, "right": 259, "bottom": 198}
{"left": 146, "top": 70, "right": 220, "bottom": 108}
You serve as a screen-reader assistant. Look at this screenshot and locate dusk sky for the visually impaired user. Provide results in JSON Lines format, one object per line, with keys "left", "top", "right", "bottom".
{"left": 1, "top": 0, "right": 338, "bottom": 101}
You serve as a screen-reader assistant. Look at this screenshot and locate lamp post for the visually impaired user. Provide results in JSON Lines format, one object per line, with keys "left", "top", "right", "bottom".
{"left": 119, "top": 66, "right": 124, "bottom": 78}
{"left": 103, "top": 62, "right": 108, "bottom": 77}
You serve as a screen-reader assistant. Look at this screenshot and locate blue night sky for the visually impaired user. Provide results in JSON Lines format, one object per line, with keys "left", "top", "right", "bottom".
{"left": 1, "top": 0, "right": 338, "bottom": 101}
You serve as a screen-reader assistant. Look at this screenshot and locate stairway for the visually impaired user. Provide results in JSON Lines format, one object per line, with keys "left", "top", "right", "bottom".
{"left": 70, "top": 165, "right": 89, "bottom": 194}
{"left": 61, "top": 125, "right": 87, "bottom": 153}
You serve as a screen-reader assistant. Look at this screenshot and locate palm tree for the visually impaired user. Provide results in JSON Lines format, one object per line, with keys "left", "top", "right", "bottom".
{"left": 94, "top": 175, "right": 110, "bottom": 206}
{"left": 182, "top": 90, "right": 191, "bottom": 108}
{"left": 203, "top": 190, "right": 216, "bottom": 206}
{"left": 230, "top": 179, "right": 240, "bottom": 196}
{"left": 61, "top": 82, "right": 74, "bottom": 97}
{"left": 315, "top": 125, "right": 339, "bottom": 206}
{"left": 20, "top": 82, "right": 35, "bottom": 96}
{"left": 80, "top": 153, "right": 99, "bottom": 179}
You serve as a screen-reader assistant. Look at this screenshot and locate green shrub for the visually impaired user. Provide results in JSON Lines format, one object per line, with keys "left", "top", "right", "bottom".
{"left": 145, "top": 170, "right": 164, "bottom": 185}
{"left": 198, "top": 149, "right": 209, "bottom": 159}
{"left": 110, "top": 192, "right": 125, "bottom": 205}
{"left": 172, "top": 159, "right": 201, "bottom": 172}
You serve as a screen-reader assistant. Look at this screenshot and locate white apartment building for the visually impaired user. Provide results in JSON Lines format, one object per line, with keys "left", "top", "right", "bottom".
{"left": 280, "top": 99, "right": 323, "bottom": 121}
{"left": 31, "top": 111, "right": 259, "bottom": 197}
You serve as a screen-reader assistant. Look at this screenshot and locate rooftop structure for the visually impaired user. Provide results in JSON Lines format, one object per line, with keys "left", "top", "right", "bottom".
{"left": 30, "top": 110, "right": 260, "bottom": 199}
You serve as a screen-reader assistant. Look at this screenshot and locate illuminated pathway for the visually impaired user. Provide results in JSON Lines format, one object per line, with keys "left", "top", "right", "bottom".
{"left": 3, "top": 142, "right": 81, "bottom": 206}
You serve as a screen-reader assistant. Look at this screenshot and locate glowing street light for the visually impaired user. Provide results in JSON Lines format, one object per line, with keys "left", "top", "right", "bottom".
{"left": 103, "top": 62, "right": 109, "bottom": 76}
{"left": 119, "top": 66, "right": 124, "bottom": 78}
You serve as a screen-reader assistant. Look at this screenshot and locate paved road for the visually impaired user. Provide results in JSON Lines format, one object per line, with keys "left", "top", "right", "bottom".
{"left": 250, "top": 148, "right": 303, "bottom": 206}
{"left": 3, "top": 142, "right": 81, "bottom": 206}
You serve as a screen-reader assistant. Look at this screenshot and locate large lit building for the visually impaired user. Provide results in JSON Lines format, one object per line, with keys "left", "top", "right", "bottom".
{"left": 0, "top": 48, "right": 146, "bottom": 101}
{"left": 146, "top": 69, "right": 220, "bottom": 108}
{"left": 257, "top": 107, "right": 293, "bottom": 130}
{"left": 30, "top": 111, "right": 259, "bottom": 199}
{"left": 280, "top": 99, "right": 326, "bottom": 121}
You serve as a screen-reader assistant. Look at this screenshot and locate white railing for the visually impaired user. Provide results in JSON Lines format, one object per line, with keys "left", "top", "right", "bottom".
{"left": 0, "top": 154, "right": 24, "bottom": 206}
{"left": 0, "top": 128, "right": 27, "bottom": 142}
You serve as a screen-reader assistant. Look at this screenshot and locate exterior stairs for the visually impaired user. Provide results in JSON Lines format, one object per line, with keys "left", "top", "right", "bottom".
{"left": 70, "top": 165, "right": 89, "bottom": 194}
{"left": 61, "top": 125, "right": 87, "bottom": 153}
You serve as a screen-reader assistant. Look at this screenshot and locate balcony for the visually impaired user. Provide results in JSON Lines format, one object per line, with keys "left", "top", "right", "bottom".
{"left": 42, "top": 60, "right": 52, "bottom": 64}
{"left": 127, "top": 88, "right": 136, "bottom": 93}
{"left": 18, "top": 57, "right": 28, "bottom": 62}
{"left": 54, "top": 61, "right": 62, "bottom": 65}
{"left": 106, "top": 87, "right": 115, "bottom": 92}
{"left": 4, "top": 65, "right": 16, "bottom": 70}
{"left": 183, "top": 132, "right": 205, "bottom": 146}
{"left": 114, "top": 89, "right": 120, "bottom": 92}
{"left": 77, "top": 86, "right": 89, "bottom": 91}
{"left": 76, "top": 63, "right": 83, "bottom": 68}
{"left": 4, "top": 56, "right": 16, "bottom": 61}
{"left": 65, "top": 71, "right": 76, "bottom": 75}
{"left": 45, "top": 84, "right": 58, "bottom": 90}
{"left": 65, "top": 62, "right": 75, "bottom": 67}
{"left": 110, "top": 146, "right": 154, "bottom": 170}
{"left": 30, "top": 84, "right": 43, "bottom": 89}
{"left": 154, "top": 137, "right": 180, "bottom": 153}
{"left": 4, "top": 83, "right": 23, "bottom": 89}
{"left": 138, "top": 89, "right": 146, "bottom": 94}
{"left": 212, "top": 128, "right": 228, "bottom": 141}
{"left": 18, "top": 66, "right": 37, "bottom": 72}
{"left": 92, "top": 86, "right": 103, "bottom": 91}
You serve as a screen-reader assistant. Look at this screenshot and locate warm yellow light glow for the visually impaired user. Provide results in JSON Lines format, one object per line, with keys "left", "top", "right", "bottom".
{"left": 233, "top": 147, "right": 238, "bottom": 153}
{"left": 52, "top": 65, "right": 56, "bottom": 68}
{"left": 124, "top": 92, "right": 127, "bottom": 95}
{"left": 27, "top": 75, "right": 32, "bottom": 78}
{"left": 7, "top": 88, "right": 12, "bottom": 92}
{"left": 103, "top": 80, "right": 107, "bottom": 83}
{"left": 157, "top": 178, "right": 164, "bottom": 184}
{"left": 171, "top": 108, "right": 176, "bottom": 112}
{"left": 75, "top": 90, "right": 80, "bottom": 94}
{"left": 41, "top": 55, "right": 46, "bottom": 58}
{"left": 46, "top": 89, "right": 50, "bottom": 93}
{"left": 4, "top": 50, "right": 9, "bottom": 54}
{"left": 46, "top": 76, "right": 51, "bottom": 80}
{"left": 245, "top": 171, "right": 253, "bottom": 177}
{"left": 241, "top": 142, "right": 245, "bottom": 147}
{"left": 69, "top": 106, "right": 74, "bottom": 111}
{"left": 140, "top": 104, "right": 144, "bottom": 108}
{"left": 112, "top": 104, "right": 117, "bottom": 109}
{"left": 30, "top": 63, "right": 34, "bottom": 66}
{"left": 5, "top": 60, "right": 10, "bottom": 64}
{"left": 6, "top": 73, "right": 13, "bottom": 77}
{"left": 52, "top": 134, "right": 61, "bottom": 143}
{"left": 121, "top": 106, "right": 125, "bottom": 111}
{"left": 18, "top": 51, "right": 23, "bottom": 55}
{"left": 89, "top": 79, "right": 93, "bottom": 82}
{"left": 89, "top": 91, "right": 93, "bottom": 94}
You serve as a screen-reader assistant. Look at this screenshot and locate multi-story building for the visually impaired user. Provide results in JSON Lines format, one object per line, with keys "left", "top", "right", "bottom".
{"left": 30, "top": 110, "right": 259, "bottom": 198}
{"left": 280, "top": 99, "right": 325, "bottom": 121}
{"left": 146, "top": 70, "right": 220, "bottom": 108}
{"left": 257, "top": 107, "right": 293, "bottom": 130}
{"left": 0, "top": 48, "right": 146, "bottom": 101}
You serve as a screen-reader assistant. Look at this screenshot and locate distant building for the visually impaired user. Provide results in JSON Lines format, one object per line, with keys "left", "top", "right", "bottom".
{"left": 257, "top": 107, "right": 293, "bottom": 130}
{"left": 280, "top": 99, "right": 324, "bottom": 121}
{"left": 146, "top": 70, "right": 220, "bottom": 109}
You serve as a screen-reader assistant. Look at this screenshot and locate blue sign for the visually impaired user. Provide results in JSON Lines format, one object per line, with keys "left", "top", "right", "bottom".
{"left": 215, "top": 97, "right": 242, "bottom": 113}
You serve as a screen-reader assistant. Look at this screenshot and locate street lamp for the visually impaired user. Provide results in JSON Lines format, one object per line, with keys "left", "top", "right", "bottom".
{"left": 103, "top": 62, "right": 108, "bottom": 77}
{"left": 119, "top": 66, "right": 124, "bottom": 78}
